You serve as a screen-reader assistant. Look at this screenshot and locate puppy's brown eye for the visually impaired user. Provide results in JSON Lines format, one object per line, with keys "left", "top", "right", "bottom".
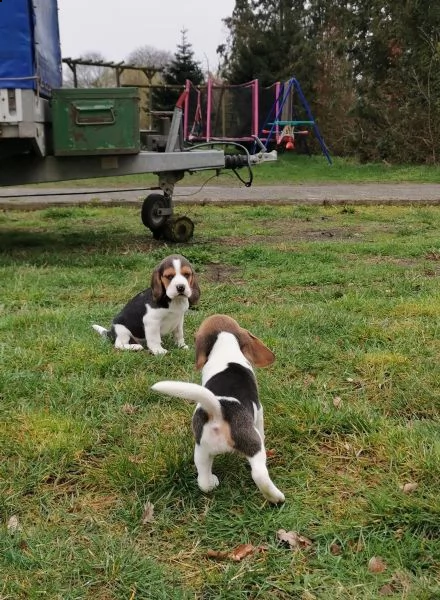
{"left": 166, "top": 275, "right": 174, "bottom": 281}
{"left": 183, "top": 273, "right": 191, "bottom": 279}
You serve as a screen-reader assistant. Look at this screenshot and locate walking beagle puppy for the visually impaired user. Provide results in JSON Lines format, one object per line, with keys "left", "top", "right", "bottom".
{"left": 93, "top": 254, "right": 200, "bottom": 354}
{"left": 152, "top": 314, "right": 285, "bottom": 503}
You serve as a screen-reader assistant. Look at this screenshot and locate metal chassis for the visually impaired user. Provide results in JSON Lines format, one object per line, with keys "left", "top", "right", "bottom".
{"left": 0, "top": 87, "right": 277, "bottom": 240}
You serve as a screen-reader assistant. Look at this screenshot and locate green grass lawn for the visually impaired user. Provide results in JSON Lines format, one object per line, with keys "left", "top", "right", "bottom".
{"left": 33, "top": 154, "right": 440, "bottom": 188}
{"left": 1, "top": 203, "right": 439, "bottom": 599}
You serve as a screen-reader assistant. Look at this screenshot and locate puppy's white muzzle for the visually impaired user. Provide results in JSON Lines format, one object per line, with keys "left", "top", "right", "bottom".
{"left": 166, "top": 274, "right": 191, "bottom": 300}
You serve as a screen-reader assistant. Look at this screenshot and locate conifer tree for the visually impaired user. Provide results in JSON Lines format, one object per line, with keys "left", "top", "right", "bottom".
{"left": 154, "top": 29, "right": 204, "bottom": 111}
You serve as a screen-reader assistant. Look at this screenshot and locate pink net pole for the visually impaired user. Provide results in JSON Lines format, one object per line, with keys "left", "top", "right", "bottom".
{"left": 184, "top": 80, "right": 191, "bottom": 140}
{"left": 252, "top": 79, "right": 259, "bottom": 137}
{"left": 206, "top": 78, "right": 212, "bottom": 141}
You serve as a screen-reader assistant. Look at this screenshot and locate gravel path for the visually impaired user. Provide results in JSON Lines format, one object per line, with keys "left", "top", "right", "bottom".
{"left": 1, "top": 182, "right": 440, "bottom": 210}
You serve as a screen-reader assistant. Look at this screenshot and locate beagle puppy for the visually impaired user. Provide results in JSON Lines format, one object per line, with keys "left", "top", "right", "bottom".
{"left": 152, "top": 314, "right": 285, "bottom": 504}
{"left": 92, "top": 254, "right": 200, "bottom": 354}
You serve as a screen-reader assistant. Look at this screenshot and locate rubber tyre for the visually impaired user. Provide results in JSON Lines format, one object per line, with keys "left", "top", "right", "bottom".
{"left": 141, "top": 194, "right": 168, "bottom": 232}
{"left": 163, "top": 216, "right": 195, "bottom": 243}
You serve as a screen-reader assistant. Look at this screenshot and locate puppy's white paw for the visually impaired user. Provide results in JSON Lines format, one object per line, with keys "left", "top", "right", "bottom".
{"left": 264, "top": 488, "right": 285, "bottom": 504}
{"left": 178, "top": 343, "right": 189, "bottom": 350}
{"left": 151, "top": 347, "right": 168, "bottom": 356}
{"left": 198, "top": 474, "right": 219, "bottom": 493}
{"left": 121, "top": 343, "right": 144, "bottom": 351}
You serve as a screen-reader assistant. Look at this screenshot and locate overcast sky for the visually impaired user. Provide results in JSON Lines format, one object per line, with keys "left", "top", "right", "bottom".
{"left": 57, "top": 0, "right": 236, "bottom": 71}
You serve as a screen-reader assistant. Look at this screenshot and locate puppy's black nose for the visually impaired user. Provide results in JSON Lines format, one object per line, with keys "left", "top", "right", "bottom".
{"left": 176, "top": 284, "right": 185, "bottom": 293}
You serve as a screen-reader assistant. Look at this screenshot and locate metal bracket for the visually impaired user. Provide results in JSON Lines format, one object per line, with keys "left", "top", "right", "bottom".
{"left": 158, "top": 170, "right": 185, "bottom": 198}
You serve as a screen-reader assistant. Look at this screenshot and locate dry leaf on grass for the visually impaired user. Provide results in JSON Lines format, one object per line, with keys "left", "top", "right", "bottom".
{"left": 207, "top": 543, "right": 266, "bottom": 562}
{"left": 399, "top": 482, "right": 418, "bottom": 494}
{"left": 330, "top": 543, "right": 342, "bottom": 555}
{"left": 277, "top": 529, "right": 313, "bottom": 550}
{"left": 333, "top": 396, "right": 342, "bottom": 408}
{"left": 141, "top": 501, "right": 155, "bottom": 524}
{"left": 379, "top": 583, "right": 395, "bottom": 596}
{"left": 368, "top": 556, "right": 387, "bottom": 573}
{"left": 206, "top": 548, "right": 230, "bottom": 560}
{"left": 301, "top": 592, "right": 317, "bottom": 600}
{"left": 390, "top": 570, "right": 411, "bottom": 592}
{"left": 7, "top": 515, "right": 21, "bottom": 534}
{"left": 230, "top": 543, "right": 258, "bottom": 561}
{"left": 121, "top": 403, "right": 138, "bottom": 415}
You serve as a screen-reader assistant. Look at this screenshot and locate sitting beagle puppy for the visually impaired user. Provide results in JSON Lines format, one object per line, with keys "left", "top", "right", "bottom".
{"left": 92, "top": 254, "right": 200, "bottom": 354}
{"left": 152, "top": 314, "right": 285, "bottom": 504}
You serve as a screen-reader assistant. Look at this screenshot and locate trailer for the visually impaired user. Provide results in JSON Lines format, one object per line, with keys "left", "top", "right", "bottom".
{"left": 0, "top": 0, "right": 276, "bottom": 242}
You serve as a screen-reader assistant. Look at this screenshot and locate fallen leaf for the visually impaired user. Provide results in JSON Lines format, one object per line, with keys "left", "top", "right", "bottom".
{"left": 379, "top": 584, "right": 395, "bottom": 596}
{"left": 230, "top": 543, "right": 256, "bottom": 561}
{"left": 266, "top": 449, "right": 277, "bottom": 458}
{"left": 141, "top": 501, "right": 155, "bottom": 524}
{"left": 330, "top": 543, "right": 342, "bottom": 555}
{"left": 122, "top": 403, "right": 138, "bottom": 415}
{"left": 206, "top": 549, "right": 230, "bottom": 560}
{"left": 277, "top": 529, "right": 313, "bottom": 550}
{"left": 368, "top": 556, "right": 387, "bottom": 573}
{"left": 7, "top": 515, "right": 21, "bottom": 535}
{"left": 399, "top": 482, "right": 418, "bottom": 494}
{"left": 333, "top": 396, "right": 342, "bottom": 408}
{"left": 207, "top": 544, "right": 266, "bottom": 562}
{"left": 303, "top": 374, "right": 316, "bottom": 386}
{"left": 390, "top": 570, "right": 411, "bottom": 592}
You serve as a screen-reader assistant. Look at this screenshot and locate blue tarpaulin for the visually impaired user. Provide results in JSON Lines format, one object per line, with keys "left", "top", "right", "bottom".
{"left": 0, "top": 0, "right": 62, "bottom": 96}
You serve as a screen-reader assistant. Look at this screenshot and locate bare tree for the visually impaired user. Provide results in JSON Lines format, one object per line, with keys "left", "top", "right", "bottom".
{"left": 126, "top": 45, "right": 172, "bottom": 70}
{"left": 63, "top": 52, "right": 115, "bottom": 88}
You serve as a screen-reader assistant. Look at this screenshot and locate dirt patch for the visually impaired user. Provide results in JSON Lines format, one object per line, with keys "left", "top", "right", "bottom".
{"left": 213, "top": 220, "right": 368, "bottom": 248}
{"left": 203, "top": 263, "right": 244, "bottom": 283}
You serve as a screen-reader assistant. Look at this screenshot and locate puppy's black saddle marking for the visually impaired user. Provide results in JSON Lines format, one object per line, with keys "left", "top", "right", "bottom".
{"left": 193, "top": 362, "right": 262, "bottom": 457}
{"left": 107, "top": 288, "right": 170, "bottom": 341}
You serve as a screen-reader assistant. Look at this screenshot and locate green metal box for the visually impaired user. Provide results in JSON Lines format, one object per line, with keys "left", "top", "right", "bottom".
{"left": 51, "top": 88, "right": 140, "bottom": 156}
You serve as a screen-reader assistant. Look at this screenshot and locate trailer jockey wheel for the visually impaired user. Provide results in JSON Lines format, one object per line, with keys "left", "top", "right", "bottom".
{"left": 163, "top": 216, "right": 194, "bottom": 243}
{"left": 141, "top": 194, "right": 168, "bottom": 238}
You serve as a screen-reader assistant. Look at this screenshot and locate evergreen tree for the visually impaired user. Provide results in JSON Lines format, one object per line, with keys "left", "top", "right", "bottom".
{"left": 154, "top": 30, "right": 204, "bottom": 111}
{"left": 221, "top": 1, "right": 313, "bottom": 87}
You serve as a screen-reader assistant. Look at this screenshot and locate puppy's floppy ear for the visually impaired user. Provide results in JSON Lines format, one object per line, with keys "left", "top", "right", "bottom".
{"left": 189, "top": 272, "right": 201, "bottom": 306}
{"left": 239, "top": 329, "right": 275, "bottom": 367}
{"left": 195, "top": 331, "right": 210, "bottom": 370}
{"left": 151, "top": 266, "right": 164, "bottom": 301}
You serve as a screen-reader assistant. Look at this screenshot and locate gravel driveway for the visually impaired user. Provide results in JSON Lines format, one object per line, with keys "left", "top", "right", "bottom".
{"left": 1, "top": 182, "right": 440, "bottom": 210}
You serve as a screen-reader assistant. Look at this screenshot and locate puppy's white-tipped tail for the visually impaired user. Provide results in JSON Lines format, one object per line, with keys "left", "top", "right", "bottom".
{"left": 152, "top": 381, "right": 222, "bottom": 419}
{"left": 92, "top": 324, "right": 108, "bottom": 337}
